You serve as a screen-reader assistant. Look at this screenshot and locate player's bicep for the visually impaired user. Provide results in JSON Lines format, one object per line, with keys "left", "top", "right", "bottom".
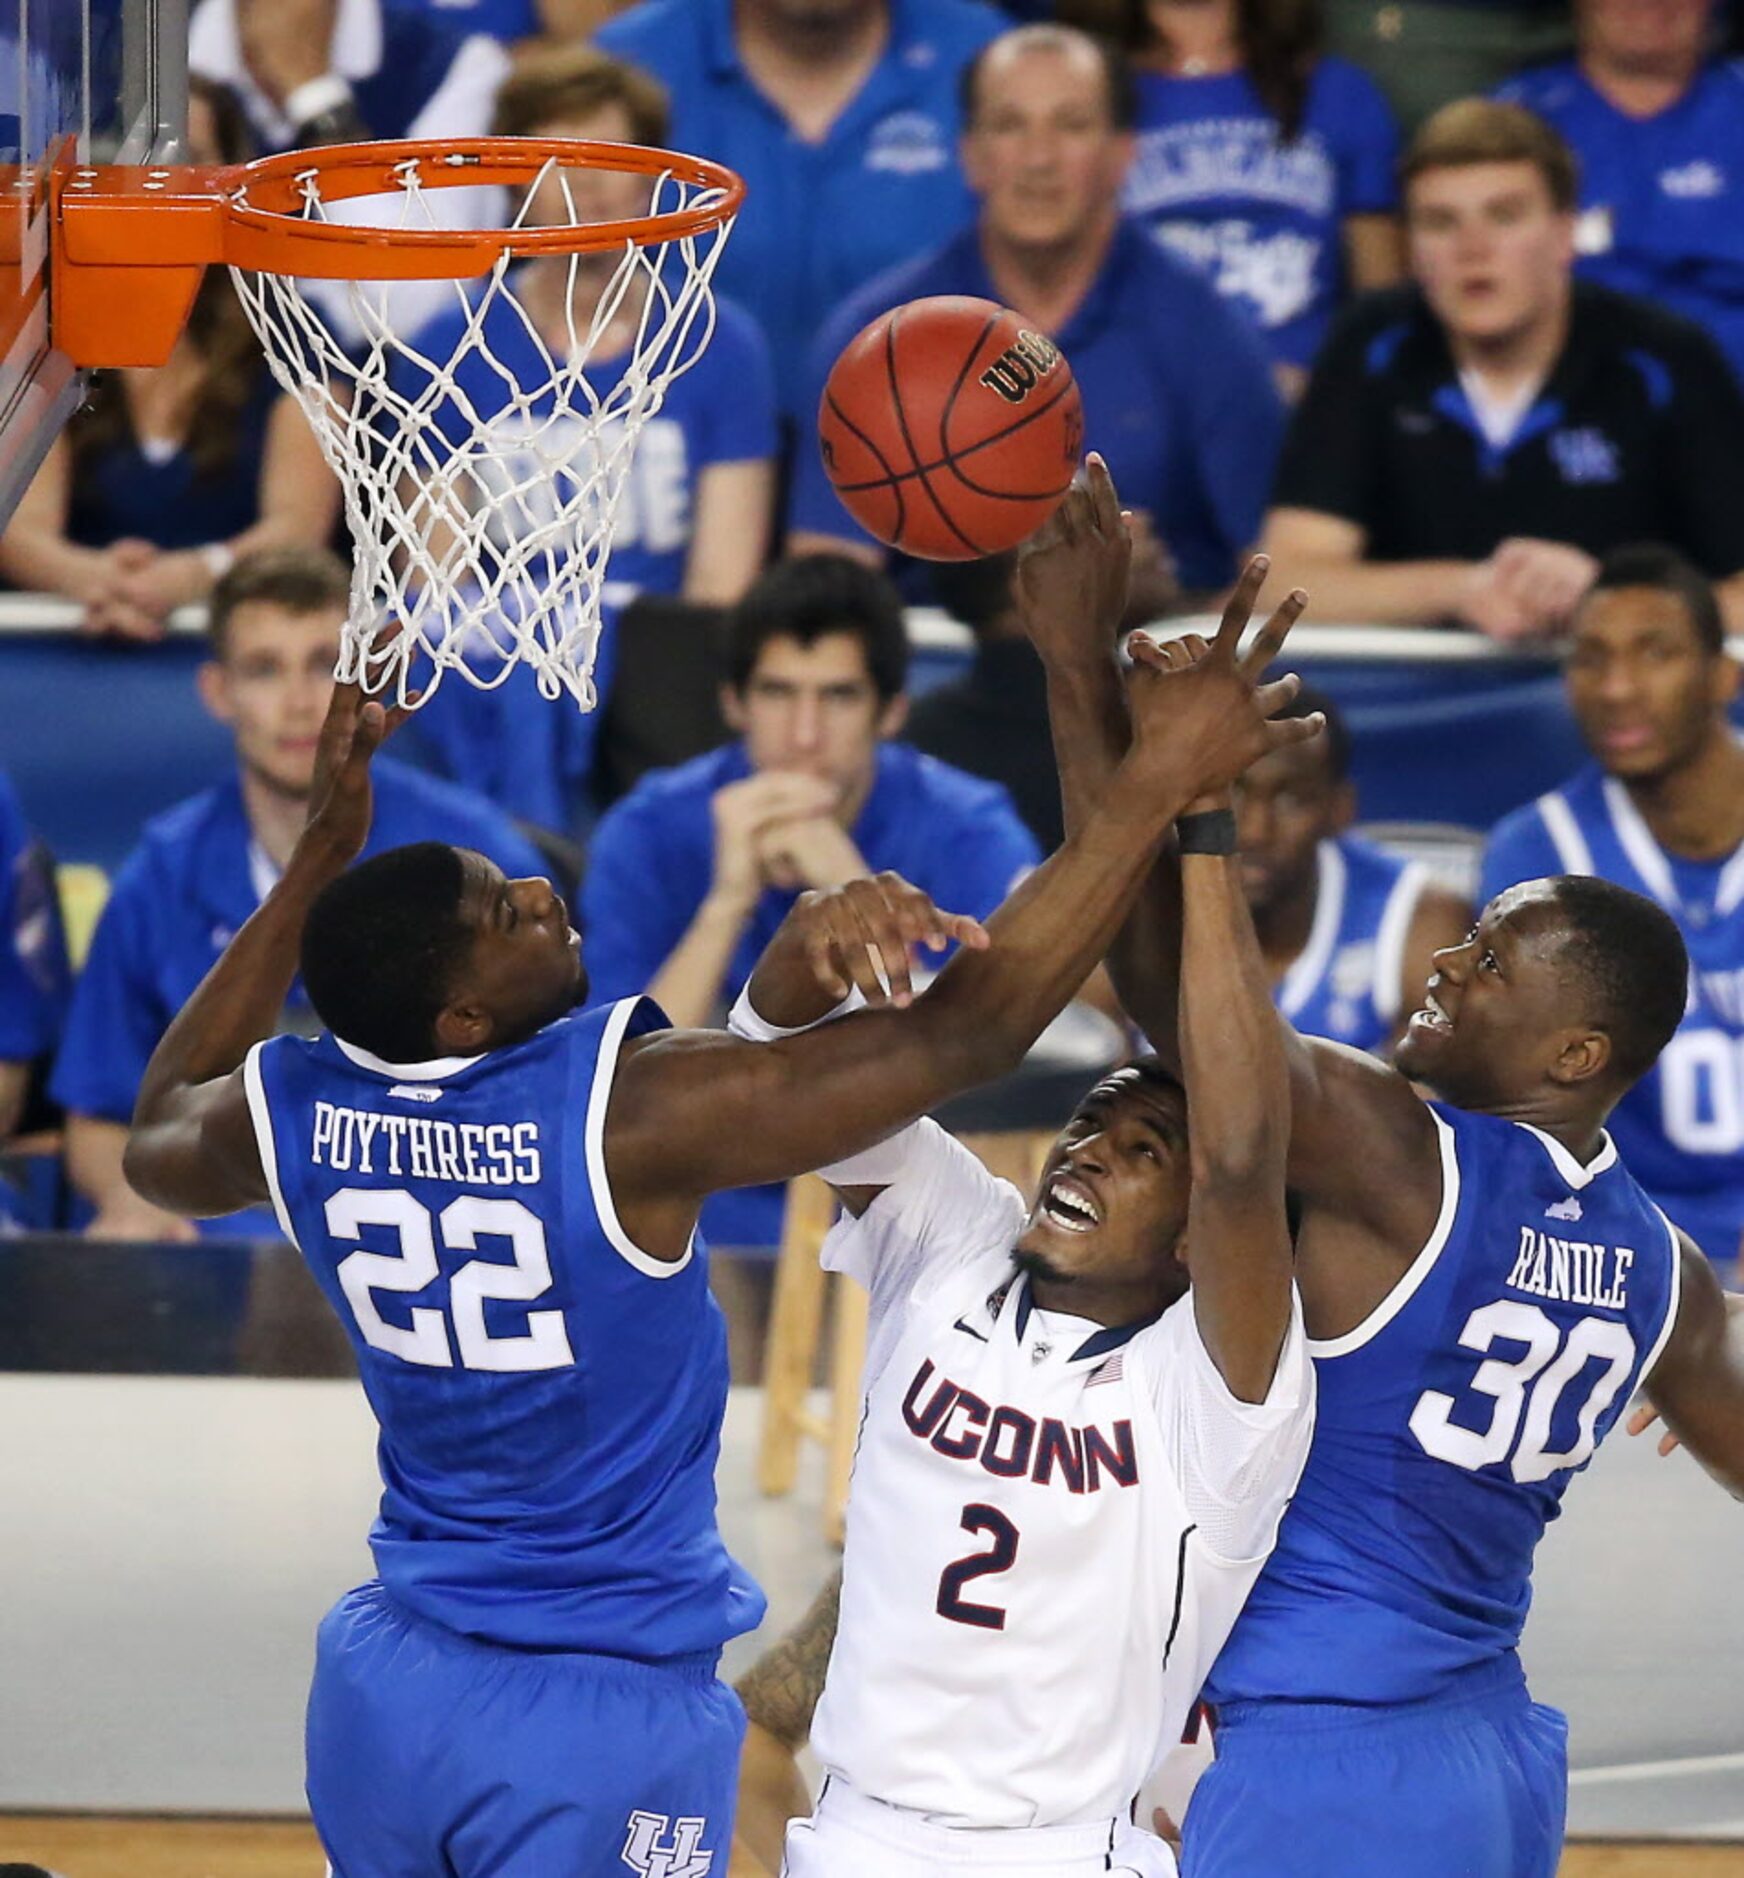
{"left": 1644, "top": 1234, "right": 1744, "bottom": 1497}
{"left": 123, "top": 1066, "right": 268, "bottom": 1218}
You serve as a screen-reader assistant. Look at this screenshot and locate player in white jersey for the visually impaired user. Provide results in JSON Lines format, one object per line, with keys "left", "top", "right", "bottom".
{"left": 731, "top": 501, "right": 1318, "bottom": 1877}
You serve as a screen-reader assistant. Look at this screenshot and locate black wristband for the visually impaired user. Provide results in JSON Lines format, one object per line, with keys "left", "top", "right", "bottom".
{"left": 1176, "top": 808, "right": 1238, "bottom": 855}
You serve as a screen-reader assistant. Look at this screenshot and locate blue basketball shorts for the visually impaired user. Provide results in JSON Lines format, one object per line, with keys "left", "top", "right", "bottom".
{"left": 1181, "top": 1682, "right": 1568, "bottom": 1878}
{"left": 307, "top": 1581, "right": 745, "bottom": 1878}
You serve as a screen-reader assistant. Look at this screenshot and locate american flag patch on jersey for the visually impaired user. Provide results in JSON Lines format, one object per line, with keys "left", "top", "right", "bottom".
{"left": 1087, "top": 1353, "right": 1124, "bottom": 1387}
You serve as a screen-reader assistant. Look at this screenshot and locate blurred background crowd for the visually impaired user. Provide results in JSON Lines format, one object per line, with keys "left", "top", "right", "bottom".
{"left": 3, "top": 0, "right": 1743, "bottom": 1366}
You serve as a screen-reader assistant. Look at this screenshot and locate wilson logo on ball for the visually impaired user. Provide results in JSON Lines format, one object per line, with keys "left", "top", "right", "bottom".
{"left": 978, "top": 330, "right": 1062, "bottom": 405}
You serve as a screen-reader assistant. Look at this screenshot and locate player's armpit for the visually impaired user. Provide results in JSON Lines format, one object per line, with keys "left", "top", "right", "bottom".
{"left": 1640, "top": 1233, "right": 1744, "bottom": 1499}
{"left": 122, "top": 1066, "right": 270, "bottom": 1219}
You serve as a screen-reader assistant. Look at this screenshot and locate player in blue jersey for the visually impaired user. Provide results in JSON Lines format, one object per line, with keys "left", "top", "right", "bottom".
{"left": 1481, "top": 545, "right": 1744, "bottom": 1273}
{"left": 1025, "top": 459, "right": 1744, "bottom": 1878}
{"left": 116, "top": 517, "right": 1320, "bottom": 1878}
{"left": 1231, "top": 682, "right": 1468, "bottom": 1054}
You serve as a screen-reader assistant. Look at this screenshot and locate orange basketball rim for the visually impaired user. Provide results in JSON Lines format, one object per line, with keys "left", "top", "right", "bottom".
{"left": 50, "top": 138, "right": 746, "bottom": 369}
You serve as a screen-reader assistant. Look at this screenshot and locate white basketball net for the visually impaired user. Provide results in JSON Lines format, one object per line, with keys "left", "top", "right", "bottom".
{"left": 229, "top": 152, "right": 736, "bottom": 709}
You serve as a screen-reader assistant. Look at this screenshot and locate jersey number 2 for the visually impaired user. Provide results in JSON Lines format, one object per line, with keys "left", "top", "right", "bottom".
{"left": 1408, "top": 1300, "right": 1635, "bottom": 1484}
{"left": 936, "top": 1504, "right": 1020, "bottom": 1630}
{"left": 327, "top": 1188, "right": 576, "bottom": 1373}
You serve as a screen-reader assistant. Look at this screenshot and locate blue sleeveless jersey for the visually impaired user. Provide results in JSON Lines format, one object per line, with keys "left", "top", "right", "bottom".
{"left": 1481, "top": 763, "right": 1744, "bottom": 1267}
{"left": 1278, "top": 836, "right": 1431, "bottom": 1057}
{"left": 1207, "top": 1103, "right": 1681, "bottom": 1707}
{"left": 243, "top": 996, "right": 765, "bottom": 1659}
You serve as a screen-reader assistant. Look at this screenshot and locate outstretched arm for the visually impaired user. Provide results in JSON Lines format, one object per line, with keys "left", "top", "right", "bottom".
{"left": 123, "top": 683, "right": 409, "bottom": 1217}
{"left": 1167, "top": 644, "right": 1307, "bottom": 1400}
{"left": 606, "top": 564, "right": 1323, "bottom": 1259}
{"left": 1020, "top": 463, "right": 1439, "bottom": 1248}
{"left": 1640, "top": 1234, "right": 1744, "bottom": 1498}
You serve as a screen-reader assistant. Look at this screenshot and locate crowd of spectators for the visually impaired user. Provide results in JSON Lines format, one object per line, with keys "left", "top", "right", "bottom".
{"left": 3, "top": 0, "right": 1743, "bottom": 1291}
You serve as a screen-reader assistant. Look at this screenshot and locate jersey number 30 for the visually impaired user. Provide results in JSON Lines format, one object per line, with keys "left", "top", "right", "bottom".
{"left": 1408, "top": 1300, "right": 1635, "bottom": 1484}
{"left": 327, "top": 1188, "right": 575, "bottom": 1373}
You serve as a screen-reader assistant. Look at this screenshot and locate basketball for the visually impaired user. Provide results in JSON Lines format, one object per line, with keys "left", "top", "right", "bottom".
{"left": 818, "top": 296, "right": 1084, "bottom": 561}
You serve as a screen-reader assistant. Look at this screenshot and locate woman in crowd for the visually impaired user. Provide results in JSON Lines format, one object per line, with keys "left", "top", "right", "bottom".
{"left": 1120, "top": 0, "right": 1405, "bottom": 396}
{"left": 0, "top": 78, "right": 339, "bottom": 638}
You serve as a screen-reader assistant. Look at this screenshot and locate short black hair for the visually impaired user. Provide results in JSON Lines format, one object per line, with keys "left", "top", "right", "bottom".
{"left": 301, "top": 843, "right": 475, "bottom": 1062}
{"left": 726, "top": 555, "right": 909, "bottom": 701}
{"left": 927, "top": 551, "right": 1021, "bottom": 641}
{"left": 1582, "top": 543, "right": 1726, "bottom": 656}
{"left": 1543, "top": 876, "right": 1689, "bottom": 1086}
{"left": 959, "top": 23, "right": 1138, "bottom": 132}
{"left": 1265, "top": 675, "right": 1351, "bottom": 782}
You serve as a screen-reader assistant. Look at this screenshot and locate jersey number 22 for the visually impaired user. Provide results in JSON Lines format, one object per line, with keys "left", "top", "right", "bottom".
{"left": 327, "top": 1187, "right": 576, "bottom": 1373}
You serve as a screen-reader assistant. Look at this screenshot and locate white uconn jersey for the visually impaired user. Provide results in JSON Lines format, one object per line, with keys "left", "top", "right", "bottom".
{"left": 811, "top": 1123, "right": 1314, "bottom": 1830}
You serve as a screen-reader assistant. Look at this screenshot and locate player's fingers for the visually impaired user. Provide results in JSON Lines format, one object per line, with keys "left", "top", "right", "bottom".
{"left": 1085, "top": 452, "right": 1121, "bottom": 537}
{"left": 1253, "top": 672, "right": 1303, "bottom": 718}
{"left": 1240, "top": 589, "right": 1309, "bottom": 680}
{"left": 885, "top": 878, "right": 950, "bottom": 954}
{"left": 1213, "top": 554, "right": 1270, "bottom": 656}
{"left": 801, "top": 921, "right": 850, "bottom": 1001}
{"left": 1264, "top": 709, "right": 1325, "bottom": 749}
{"left": 855, "top": 887, "right": 916, "bottom": 1006}
{"left": 1127, "top": 634, "right": 1172, "bottom": 672}
{"left": 1625, "top": 1400, "right": 1662, "bottom": 1437}
{"left": 941, "top": 911, "right": 991, "bottom": 951}
{"left": 830, "top": 889, "right": 899, "bottom": 1006}
{"left": 1658, "top": 1430, "right": 1681, "bottom": 1458}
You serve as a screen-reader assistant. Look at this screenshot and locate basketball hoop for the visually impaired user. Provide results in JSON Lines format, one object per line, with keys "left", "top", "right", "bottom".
{"left": 52, "top": 140, "right": 745, "bottom": 707}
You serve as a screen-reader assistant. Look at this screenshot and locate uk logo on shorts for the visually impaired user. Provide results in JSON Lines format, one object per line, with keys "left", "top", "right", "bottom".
{"left": 622, "top": 1810, "right": 713, "bottom": 1878}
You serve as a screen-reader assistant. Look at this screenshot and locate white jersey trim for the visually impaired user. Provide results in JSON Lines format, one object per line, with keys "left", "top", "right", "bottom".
{"left": 1372, "top": 859, "right": 1431, "bottom": 1025}
{"left": 242, "top": 1040, "right": 300, "bottom": 1249}
{"left": 333, "top": 1036, "right": 480, "bottom": 1082}
{"left": 1602, "top": 773, "right": 1744, "bottom": 919}
{"left": 1309, "top": 1108, "right": 1459, "bottom": 1357}
{"left": 1277, "top": 840, "right": 1346, "bottom": 1020}
{"left": 1515, "top": 1120, "right": 1617, "bottom": 1190}
{"left": 1535, "top": 791, "right": 1596, "bottom": 878}
{"left": 584, "top": 997, "right": 694, "bottom": 1279}
{"left": 1639, "top": 1205, "right": 1687, "bottom": 1391}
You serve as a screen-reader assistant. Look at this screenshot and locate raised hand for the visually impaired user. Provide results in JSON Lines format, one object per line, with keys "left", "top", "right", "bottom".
{"left": 1016, "top": 453, "right": 1132, "bottom": 670}
{"left": 301, "top": 676, "right": 416, "bottom": 867}
{"left": 1123, "top": 554, "right": 1322, "bottom": 802}
{"left": 744, "top": 872, "right": 992, "bottom": 1029}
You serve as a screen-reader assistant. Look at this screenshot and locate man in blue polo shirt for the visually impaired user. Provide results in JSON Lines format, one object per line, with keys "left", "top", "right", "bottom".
{"left": 1497, "top": 0, "right": 1744, "bottom": 386}
{"left": 581, "top": 552, "right": 1039, "bottom": 1254}
{"left": 1480, "top": 544, "right": 1744, "bottom": 1275}
{"left": 594, "top": 0, "right": 1005, "bottom": 416}
{"left": 788, "top": 23, "right": 1284, "bottom": 599}
{"left": 51, "top": 548, "right": 546, "bottom": 1243}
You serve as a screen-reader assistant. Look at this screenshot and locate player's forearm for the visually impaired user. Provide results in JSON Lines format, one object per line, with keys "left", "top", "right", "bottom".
{"left": 646, "top": 894, "right": 752, "bottom": 1029}
{"left": 734, "top": 1567, "right": 842, "bottom": 1746}
{"left": 1178, "top": 845, "right": 1294, "bottom": 1399}
{"left": 131, "top": 836, "right": 346, "bottom": 1130}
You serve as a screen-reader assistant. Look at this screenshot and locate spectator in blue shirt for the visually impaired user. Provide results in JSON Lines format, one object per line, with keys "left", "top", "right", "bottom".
{"left": 595, "top": 0, "right": 1005, "bottom": 415}
{"left": 50, "top": 547, "right": 547, "bottom": 1243}
{"left": 1498, "top": 0, "right": 1744, "bottom": 387}
{"left": 0, "top": 78, "right": 339, "bottom": 641}
{"left": 1479, "top": 544, "right": 1744, "bottom": 1273}
{"left": 582, "top": 553, "right": 1039, "bottom": 1251}
{"left": 789, "top": 23, "right": 1285, "bottom": 599}
{"left": 1119, "top": 0, "right": 1405, "bottom": 395}
{"left": 394, "top": 45, "right": 780, "bottom": 831}
{"left": 0, "top": 770, "right": 70, "bottom": 1153}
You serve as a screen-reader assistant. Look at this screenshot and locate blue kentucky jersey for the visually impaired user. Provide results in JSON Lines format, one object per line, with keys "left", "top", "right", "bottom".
{"left": 1481, "top": 764, "right": 1744, "bottom": 1268}
{"left": 1207, "top": 1103, "right": 1681, "bottom": 1708}
{"left": 1278, "top": 836, "right": 1431, "bottom": 1056}
{"left": 243, "top": 995, "right": 765, "bottom": 1658}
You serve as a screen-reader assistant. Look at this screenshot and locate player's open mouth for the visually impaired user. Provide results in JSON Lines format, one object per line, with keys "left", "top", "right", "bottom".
{"left": 1415, "top": 988, "right": 1453, "bottom": 1034}
{"left": 1041, "top": 1173, "right": 1100, "bottom": 1233}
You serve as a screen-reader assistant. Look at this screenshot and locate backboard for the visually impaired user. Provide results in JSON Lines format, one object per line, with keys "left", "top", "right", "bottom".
{"left": 0, "top": 0, "right": 186, "bottom": 528}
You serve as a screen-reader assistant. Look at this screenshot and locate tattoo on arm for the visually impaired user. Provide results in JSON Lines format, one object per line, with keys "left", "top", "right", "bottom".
{"left": 733, "top": 1568, "right": 843, "bottom": 1748}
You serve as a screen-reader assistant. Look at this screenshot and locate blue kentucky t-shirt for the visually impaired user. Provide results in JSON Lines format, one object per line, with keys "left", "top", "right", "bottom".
{"left": 790, "top": 219, "right": 1284, "bottom": 593}
{"left": 1121, "top": 59, "right": 1401, "bottom": 371}
{"left": 596, "top": 0, "right": 1005, "bottom": 415}
{"left": 1497, "top": 59, "right": 1744, "bottom": 388}
{"left": 582, "top": 740, "right": 1040, "bottom": 1249}
{"left": 51, "top": 759, "right": 548, "bottom": 1238}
